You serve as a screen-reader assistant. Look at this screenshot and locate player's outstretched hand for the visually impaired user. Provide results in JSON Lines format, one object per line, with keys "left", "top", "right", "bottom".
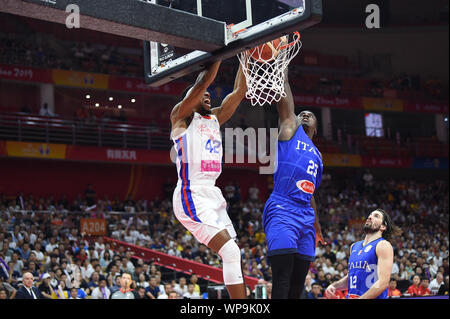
{"left": 315, "top": 226, "right": 327, "bottom": 246}
{"left": 325, "top": 285, "right": 338, "bottom": 299}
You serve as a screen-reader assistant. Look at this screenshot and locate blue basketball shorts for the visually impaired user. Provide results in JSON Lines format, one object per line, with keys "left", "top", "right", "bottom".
{"left": 262, "top": 194, "right": 316, "bottom": 261}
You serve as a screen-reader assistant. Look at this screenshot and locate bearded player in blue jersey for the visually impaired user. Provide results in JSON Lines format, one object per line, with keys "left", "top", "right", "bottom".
{"left": 262, "top": 68, "right": 326, "bottom": 299}
{"left": 325, "top": 209, "right": 401, "bottom": 299}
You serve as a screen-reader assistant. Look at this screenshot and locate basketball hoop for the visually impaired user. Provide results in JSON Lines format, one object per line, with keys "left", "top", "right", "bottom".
{"left": 237, "top": 32, "right": 302, "bottom": 106}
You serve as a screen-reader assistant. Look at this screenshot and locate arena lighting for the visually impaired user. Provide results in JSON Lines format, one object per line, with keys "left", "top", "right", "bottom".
{"left": 109, "top": 97, "right": 114, "bottom": 101}
{"left": 95, "top": 103, "right": 100, "bottom": 107}
{"left": 86, "top": 95, "right": 91, "bottom": 99}
{"left": 131, "top": 99, "right": 136, "bottom": 103}
{"left": 118, "top": 105, "right": 123, "bottom": 109}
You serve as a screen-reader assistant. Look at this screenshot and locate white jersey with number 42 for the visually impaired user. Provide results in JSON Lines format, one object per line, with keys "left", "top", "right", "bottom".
{"left": 172, "top": 112, "right": 222, "bottom": 183}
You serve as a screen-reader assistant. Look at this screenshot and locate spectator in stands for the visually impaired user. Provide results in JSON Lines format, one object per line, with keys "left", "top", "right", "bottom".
{"left": 99, "top": 250, "right": 112, "bottom": 270}
{"left": 136, "top": 273, "right": 149, "bottom": 289}
{"left": 0, "top": 275, "right": 16, "bottom": 299}
{"left": 91, "top": 278, "right": 111, "bottom": 299}
{"left": 51, "top": 279, "right": 69, "bottom": 299}
{"left": 387, "top": 278, "right": 402, "bottom": 298}
{"left": 429, "top": 272, "right": 444, "bottom": 295}
{"left": 10, "top": 252, "right": 24, "bottom": 275}
{"left": 38, "top": 273, "right": 53, "bottom": 299}
{"left": 145, "top": 275, "right": 160, "bottom": 299}
{"left": 438, "top": 275, "right": 449, "bottom": 296}
{"left": 85, "top": 184, "right": 97, "bottom": 207}
{"left": 0, "top": 176, "right": 447, "bottom": 301}
{"left": 87, "top": 271, "right": 101, "bottom": 290}
{"left": 362, "top": 169, "right": 374, "bottom": 187}
{"left": 136, "top": 286, "right": 149, "bottom": 299}
{"left": 418, "top": 277, "right": 431, "bottom": 296}
{"left": 307, "top": 283, "right": 323, "bottom": 299}
{"left": 428, "top": 257, "right": 439, "bottom": 278}
{"left": 32, "top": 242, "right": 45, "bottom": 263}
{"left": 190, "top": 274, "right": 201, "bottom": 295}
{"left": 406, "top": 275, "right": 421, "bottom": 296}
{"left": 39, "top": 103, "right": 54, "bottom": 117}
{"left": 158, "top": 283, "right": 173, "bottom": 299}
{"left": 183, "top": 283, "right": 201, "bottom": 299}
{"left": 109, "top": 275, "right": 121, "bottom": 294}
{"left": 120, "top": 256, "right": 135, "bottom": 274}
{"left": 168, "top": 290, "right": 179, "bottom": 299}
{"left": 315, "top": 270, "right": 329, "bottom": 289}
{"left": 0, "top": 288, "right": 8, "bottom": 299}
{"left": 224, "top": 181, "right": 236, "bottom": 204}
{"left": 248, "top": 183, "right": 260, "bottom": 203}
{"left": 173, "top": 276, "right": 188, "bottom": 296}
{"left": 69, "top": 287, "right": 80, "bottom": 299}
{"left": 14, "top": 272, "right": 44, "bottom": 299}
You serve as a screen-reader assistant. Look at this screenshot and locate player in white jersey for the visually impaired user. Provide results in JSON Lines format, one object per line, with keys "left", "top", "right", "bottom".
{"left": 170, "top": 60, "right": 248, "bottom": 299}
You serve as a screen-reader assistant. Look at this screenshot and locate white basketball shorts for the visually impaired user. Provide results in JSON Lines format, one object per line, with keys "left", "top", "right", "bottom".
{"left": 173, "top": 180, "right": 237, "bottom": 246}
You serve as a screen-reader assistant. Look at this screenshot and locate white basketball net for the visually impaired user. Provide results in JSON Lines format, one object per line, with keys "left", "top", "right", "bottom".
{"left": 237, "top": 32, "right": 302, "bottom": 106}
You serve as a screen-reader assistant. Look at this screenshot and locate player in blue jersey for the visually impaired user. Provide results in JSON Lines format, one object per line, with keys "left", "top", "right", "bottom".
{"left": 262, "top": 69, "right": 326, "bottom": 299}
{"left": 325, "top": 209, "right": 401, "bottom": 299}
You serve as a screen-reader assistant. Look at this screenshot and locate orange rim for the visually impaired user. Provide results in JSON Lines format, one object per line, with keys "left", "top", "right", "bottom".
{"left": 243, "top": 31, "right": 301, "bottom": 55}
{"left": 278, "top": 31, "right": 301, "bottom": 50}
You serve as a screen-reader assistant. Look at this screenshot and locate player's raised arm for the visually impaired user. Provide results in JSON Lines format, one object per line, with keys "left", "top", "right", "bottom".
{"left": 211, "top": 64, "right": 247, "bottom": 126}
{"left": 171, "top": 61, "right": 221, "bottom": 123}
{"left": 277, "top": 68, "right": 298, "bottom": 141}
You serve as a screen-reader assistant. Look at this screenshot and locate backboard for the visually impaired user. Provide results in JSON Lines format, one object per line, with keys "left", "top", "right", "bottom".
{"left": 1, "top": 0, "right": 321, "bottom": 88}
{"left": 144, "top": 0, "right": 323, "bottom": 86}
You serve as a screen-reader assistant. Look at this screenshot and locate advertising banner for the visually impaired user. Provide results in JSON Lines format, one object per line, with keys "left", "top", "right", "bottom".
{"left": 6, "top": 141, "right": 67, "bottom": 159}
{"left": 412, "top": 157, "right": 449, "bottom": 169}
{"left": 294, "top": 94, "right": 362, "bottom": 109}
{"left": 0, "top": 64, "right": 52, "bottom": 83}
{"left": 361, "top": 156, "right": 413, "bottom": 168}
{"left": 108, "top": 75, "right": 186, "bottom": 95}
{"left": 362, "top": 97, "right": 404, "bottom": 112}
{"left": 323, "top": 153, "right": 362, "bottom": 167}
{"left": 52, "top": 70, "right": 109, "bottom": 89}
{"left": 404, "top": 101, "right": 449, "bottom": 114}
{"left": 65, "top": 145, "right": 171, "bottom": 164}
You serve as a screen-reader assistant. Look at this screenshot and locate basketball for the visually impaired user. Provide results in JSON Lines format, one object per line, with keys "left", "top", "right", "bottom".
{"left": 250, "top": 37, "right": 284, "bottom": 62}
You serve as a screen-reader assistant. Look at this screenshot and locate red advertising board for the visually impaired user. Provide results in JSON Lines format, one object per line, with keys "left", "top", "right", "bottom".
{"left": 65, "top": 145, "right": 172, "bottom": 164}
{"left": 108, "top": 75, "right": 186, "bottom": 96}
{"left": 293, "top": 94, "right": 362, "bottom": 109}
{"left": 361, "top": 156, "right": 413, "bottom": 168}
{"left": 404, "top": 101, "right": 449, "bottom": 114}
{"left": 0, "top": 64, "right": 52, "bottom": 83}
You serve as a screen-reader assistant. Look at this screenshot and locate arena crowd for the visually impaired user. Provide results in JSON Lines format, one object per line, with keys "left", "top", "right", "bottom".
{"left": 0, "top": 174, "right": 448, "bottom": 299}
